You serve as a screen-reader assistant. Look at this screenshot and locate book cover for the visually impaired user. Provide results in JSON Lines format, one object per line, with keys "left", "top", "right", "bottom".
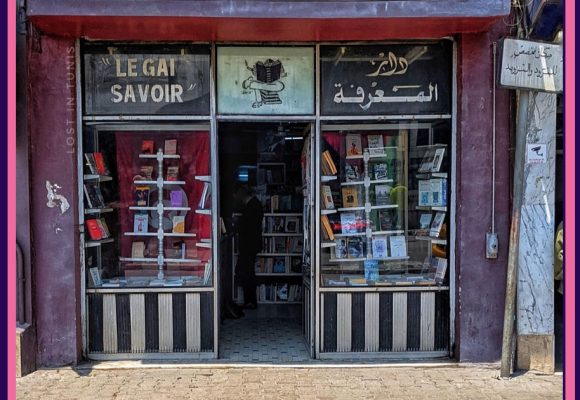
{"left": 273, "top": 257, "right": 286, "bottom": 273}
{"left": 335, "top": 238, "right": 348, "bottom": 259}
{"left": 86, "top": 219, "right": 103, "bottom": 240}
{"left": 141, "top": 140, "right": 155, "bottom": 154}
{"left": 84, "top": 184, "right": 105, "bottom": 209}
{"left": 203, "top": 262, "right": 212, "bottom": 285}
{"left": 322, "top": 150, "right": 337, "bottom": 175}
{"left": 98, "top": 218, "right": 111, "bottom": 238}
{"left": 139, "top": 165, "right": 154, "bottom": 180}
{"left": 131, "top": 241, "right": 145, "bottom": 258}
{"left": 417, "top": 213, "right": 433, "bottom": 235}
{"left": 418, "top": 149, "right": 436, "bottom": 172}
{"left": 164, "top": 139, "right": 177, "bottom": 155}
{"left": 84, "top": 153, "right": 98, "bottom": 174}
{"left": 347, "top": 237, "right": 364, "bottom": 258}
{"left": 89, "top": 267, "right": 102, "bottom": 287}
{"left": 340, "top": 212, "right": 358, "bottom": 234}
{"left": 198, "top": 182, "right": 211, "bottom": 209}
{"left": 373, "top": 163, "right": 388, "bottom": 180}
{"left": 345, "top": 134, "right": 363, "bottom": 156}
{"left": 364, "top": 260, "right": 379, "bottom": 282}
{"left": 389, "top": 235, "right": 407, "bottom": 258}
{"left": 133, "top": 213, "right": 149, "bottom": 233}
{"left": 430, "top": 178, "right": 447, "bottom": 207}
{"left": 378, "top": 210, "right": 394, "bottom": 231}
{"left": 431, "top": 148, "right": 445, "bottom": 172}
{"left": 418, "top": 180, "right": 432, "bottom": 206}
{"left": 341, "top": 187, "right": 359, "bottom": 208}
{"left": 270, "top": 216, "right": 285, "bottom": 233}
{"left": 290, "top": 257, "right": 302, "bottom": 273}
{"left": 433, "top": 257, "right": 448, "bottom": 283}
{"left": 134, "top": 186, "right": 150, "bottom": 207}
{"left": 93, "top": 152, "right": 109, "bottom": 176}
{"left": 322, "top": 185, "right": 334, "bottom": 209}
{"left": 170, "top": 190, "right": 183, "bottom": 207}
{"left": 344, "top": 163, "right": 361, "bottom": 182}
{"left": 372, "top": 236, "right": 389, "bottom": 259}
{"left": 285, "top": 216, "right": 299, "bottom": 233}
{"left": 166, "top": 166, "right": 179, "bottom": 181}
{"left": 321, "top": 215, "right": 335, "bottom": 240}
{"left": 276, "top": 283, "right": 288, "bottom": 301}
{"left": 367, "top": 135, "right": 385, "bottom": 155}
{"left": 374, "top": 185, "right": 391, "bottom": 205}
{"left": 430, "top": 212, "right": 446, "bottom": 237}
{"left": 274, "top": 237, "right": 286, "bottom": 253}
{"left": 172, "top": 215, "right": 185, "bottom": 233}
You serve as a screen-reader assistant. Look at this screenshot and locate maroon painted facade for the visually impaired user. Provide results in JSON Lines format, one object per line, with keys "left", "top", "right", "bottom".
{"left": 25, "top": 8, "right": 512, "bottom": 365}
{"left": 28, "top": 36, "right": 82, "bottom": 366}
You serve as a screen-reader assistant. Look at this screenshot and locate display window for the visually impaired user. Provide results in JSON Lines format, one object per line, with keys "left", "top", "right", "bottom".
{"left": 82, "top": 125, "right": 213, "bottom": 288}
{"left": 319, "top": 121, "right": 451, "bottom": 287}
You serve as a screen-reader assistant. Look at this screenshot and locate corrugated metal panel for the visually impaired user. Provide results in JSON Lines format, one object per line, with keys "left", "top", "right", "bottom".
{"left": 158, "top": 293, "right": 173, "bottom": 352}
{"left": 102, "top": 294, "right": 117, "bottom": 353}
{"left": 406, "top": 292, "right": 421, "bottom": 351}
{"left": 420, "top": 292, "right": 435, "bottom": 351}
{"left": 200, "top": 293, "right": 213, "bottom": 351}
{"left": 115, "top": 294, "right": 131, "bottom": 352}
{"left": 336, "top": 293, "right": 352, "bottom": 352}
{"left": 323, "top": 293, "right": 336, "bottom": 352}
{"left": 434, "top": 290, "right": 450, "bottom": 351}
{"left": 130, "top": 294, "right": 145, "bottom": 353}
{"left": 145, "top": 293, "right": 159, "bottom": 352}
{"left": 379, "top": 292, "right": 393, "bottom": 352}
{"left": 88, "top": 294, "right": 103, "bottom": 353}
{"left": 351, "top": 293, "right": 365, "bottom": 352}
{"left": 172, "top": 293, "right": 187, "bottom": 352}
{"left": 392, "top": 292, "right": 407, "bottom": 352}
{"left": 185, "top": 293, "right": 201, "bottom": 352}
{"left": 364, "top": 293, "right": 379, "bottom": 352}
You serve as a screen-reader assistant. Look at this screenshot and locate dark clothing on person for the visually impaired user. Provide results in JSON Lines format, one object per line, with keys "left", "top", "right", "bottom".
{"left": 235, "top": 196, "right": 264, "bottom": 306}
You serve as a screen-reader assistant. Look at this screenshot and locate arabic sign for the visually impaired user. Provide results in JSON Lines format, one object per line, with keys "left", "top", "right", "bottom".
{"left": 83, "top": 44, "right": 210, "bottom": 115}
{"left": 217, "top": 47, "right": 315, "bottom": 115}
{"left": 320, "top": 43, "right": 452, "bottom": 116}
{"left": 499, "top": 38, "right": 562, "bottom": 93}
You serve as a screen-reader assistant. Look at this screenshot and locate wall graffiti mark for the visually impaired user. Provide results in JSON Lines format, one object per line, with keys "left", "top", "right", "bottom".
{"left": 46, "top": 181, "right": 70, "bottom": 214}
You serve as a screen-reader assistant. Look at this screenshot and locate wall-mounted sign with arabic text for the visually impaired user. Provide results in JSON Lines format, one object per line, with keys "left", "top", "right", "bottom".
{"left": 320, "top": 43, "right": 452, "bottom": 116}
{"left": 498, "top": 38, "right": 562, "bottom": 93}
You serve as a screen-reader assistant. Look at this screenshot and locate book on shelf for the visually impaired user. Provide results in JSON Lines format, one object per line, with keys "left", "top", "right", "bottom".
{"left": 335, "top": 238, "right": 348, "bottom": 259}
{"left": 86, "top": 219, "right": 103, "bottom": 240}
{"left": 340, "top": 212, "right": 358, "bottom": 234}
{"left": 345, "top": 133, "right": 363, "bottom": 156}
{"left": 171, "top": 240, "right": 186, "bottom": 259}
{"left": 372, "top": 236, "right": 389, "bottom": 259}
{"left": 430, "top": 178, "right": 447, "bottom": 207}
{"left": 374, "top": 184, "right": 392, "bottom": 206}
{"left": 344, "top": 163, "right": 361, "bottom": 182}
{"left": 198, "top": 182, "right": 211, "bottom": 209}
{"left": 93, "top": 152, "right": 110, "bottom": 176}
{"left": 431, "top": 148, "right": 445, "bottom": 172}
{"left": 134, "top": 186, "right": 150, "bottom": 207}
{"left": 321, "top": 215, "right": 335, "bottom": 241}
{"left": 172, "top": 215, "right": 185, "bottom": 233}
{"left": 279, "top": 195, "right": 292, "bottom": 211}
{"left": 418, "top": 180, "right": 432, "bottom": 206}
{"left": 364, "top": 259, "right": 379, "bottom": 282}
{"left": 269, "top": 216, "right": 285, "bottom": 233}
{"left": 203, "top": 262, "right": 212, "bottom": 285}
{"left": 433, "top": 257, "right": 448, "bottom": 283}
{"left": 276, "top": 283, "right": 288, "bottom": 301}
{"left": 321, "top": 150, "right": 337, "bottom": 175}
{"left": 367, "top": 135, "right": 385, "bottom": 156}
{"left": 430, "top": 212, "right": 446, "bottom": 237}
{"left": 170, "top": 190, "right": 183, "bottom": 207}
{"left": 285, "top": 216, "right": 300, "bottom": 233}
{"left": 378, "top": 209, "right": 396, "bottom": 231}
{"left": 84, "top": 153, "right": 98, "bottom": 175}
{"left": 417, "top": 213, "right": 433, "bottom": 236}
{"left": 389, "top": 235, "right": 407, "bottom": 257}
{"left": 373, "top": 163, "right": 388, "bottom": 180}
{"left": 139, "top": 165, "right": 154, "bottom": 180}
{"left": 131, "top": 241, "right": 146, "bottom": 258}
{"left": 321, "top": 185, "right": 335, "bottom": 209}
{"left": 141, "top": 140, "right": 155, "bottom": 155}
{"left": 164, "top": 139, "right": 177, "bottom": 155}
{"left": 418, "top": 149, "right": 436, "bottom": 173}
{"left": 273, "top": 257, "right": 286, "bottom": 273}
{"left": 97, "top": 218, "right": 111, "bottom": 238}
{"left": 83, "top": 184, "right": 106, "bottom": 209}
{"left": 290, "top": 256, "right": 302, "bottom": 273}
{"left": 166, "top": 166, "right": 179, "bottom": 181}
{"left": 347, "top": 237, "right": 364, "bottom": 258}
{"left": 89, "top": 267, "right": 103, "bottom": 287}
{"left": 270, "top": 195, "right": 279, "bottom": 213}
{"left": 133, "top": 213, "right": 149, "bottom": 233}
{"left": 287, "top": 236, "right": 303, "bottom": 253}
{"left": 341, "top": 187, "right": 359, "bottom": 208}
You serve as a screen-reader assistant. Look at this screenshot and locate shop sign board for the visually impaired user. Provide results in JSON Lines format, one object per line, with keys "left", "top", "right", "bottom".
{"left": 217, "top": 47, "right": 315, "bottom": 115}
{"left": 320, "top": 42, "right": 452, "bottom": 116}
{"left": 83, "top": 44, "right": 210, "bottom": 115}
{"left": 498, "top": 38, "right": 562, "bottom": 93}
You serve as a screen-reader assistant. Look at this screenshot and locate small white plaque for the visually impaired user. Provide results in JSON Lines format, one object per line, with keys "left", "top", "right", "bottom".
{"left": 526, "top": 144, "right": 547, "bottom": 164}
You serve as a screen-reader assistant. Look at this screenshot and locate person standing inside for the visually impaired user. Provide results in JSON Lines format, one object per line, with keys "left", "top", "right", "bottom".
{"left": 233, "top": 184, "right": 264, "bottom": 309}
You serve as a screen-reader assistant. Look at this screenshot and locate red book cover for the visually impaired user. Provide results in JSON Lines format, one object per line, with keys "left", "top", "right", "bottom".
{"left": 141, "top": 140, "right": 155, "bottom": 154}
{"left": 86, "top": 219, "right": 103, "bottom": 241}
{"left": 93, "top": 152, "right": 109, "bottom": 176}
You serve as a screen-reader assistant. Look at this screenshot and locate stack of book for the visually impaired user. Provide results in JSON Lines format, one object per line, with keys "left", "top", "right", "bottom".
{"left": 321, "top": 150, "right": 337, "bottom": 175}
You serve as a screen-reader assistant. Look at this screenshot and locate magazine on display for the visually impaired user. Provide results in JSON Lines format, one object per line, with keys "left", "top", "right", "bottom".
{"left": 84, "top": 153, "right": 98, "bottom": 174}
{"left": 431, "top": 148, "right": 445, "bottom": 172}
{"left": 371, "top": 236, "right": 389, "bottom": 259}
{"left": 86, "top": 219, "right": 103, "bottom": 240}
{"left": 374, "top": 185, "right": 391, "bottom": 206}
{"left": 341, "top": 187, "right": 359, "bottom": 208}
{"left": 389, "top": 235, "right": 407, "bottom": 258}
{"left": 373, "top": 163, "right": 388, "bottom": 180}
{"left": 344, "top": 163, "right": 361, "bottom": 182}
{"left": 340, "top": 212, "right": 358, "bottom": 234}
{"left": 134, "top": 186, "right": 150, "bottom": 207}
{"left": 322, "top": 185, "right": 335, "bottom": 209}
{"left": 418, "top": 180, "right": 432, "bottom": 206}
{"left": 430, "top": 212, "right": 446, "bottom": 237}
{"left": 347, "top": 237, "right": 364, "bottom": 258}
{"left": 131, "top": 241, "right": 146, "bottom": 258}
{"left": 335, "top": 238, "right": 348, "bottom": 259}
{"left": 345, "top": 133, "right": 362, "bottom": 156}
{"left": 367, "top": 135, "right": 385, "bottom": 156}
{"left": 134, "top": 213, "right": 149, "bottom": 233}
{"left": 364, "top": 260, "right": 379, "bottom": 282}
{"left": 164, "top": 139, "right": 177, "bottom": 155}
{"left": 172, "top": 215, "right": 185, "bottom": 233}
{"left": 141, "top": 140, "right": 155, "bottom": 154}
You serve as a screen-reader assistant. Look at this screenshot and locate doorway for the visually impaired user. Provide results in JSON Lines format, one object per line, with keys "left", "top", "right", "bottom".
{"left": 218, "top": 121, "right": 313, "bottom": 362}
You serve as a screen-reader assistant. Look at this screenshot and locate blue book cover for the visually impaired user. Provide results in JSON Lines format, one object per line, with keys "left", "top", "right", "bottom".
{"left": 364, "top": 260, "right": 379, "bottom": 282}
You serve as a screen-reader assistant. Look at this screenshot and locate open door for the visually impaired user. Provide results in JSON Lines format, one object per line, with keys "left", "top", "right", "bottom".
{"left": 301, "top": 122, "right": 316, "bottom": 358}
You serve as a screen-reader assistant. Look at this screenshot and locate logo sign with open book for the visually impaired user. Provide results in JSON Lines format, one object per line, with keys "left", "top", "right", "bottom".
{"left": 217, "top": 47, "right": 315, "bottom": 115}
{"left": 83, "top": 43, "right": 210, "bottom": 115}
{"left": 320, "top": 42, "right": 452, "bottom": 116}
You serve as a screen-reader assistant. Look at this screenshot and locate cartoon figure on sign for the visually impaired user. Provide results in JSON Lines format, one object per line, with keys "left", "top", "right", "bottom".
{"left": 242, "top": 59, "right": 286, "bottom": 108}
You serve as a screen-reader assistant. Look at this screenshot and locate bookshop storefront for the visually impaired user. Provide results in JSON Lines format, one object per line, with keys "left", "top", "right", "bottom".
{"left": 25, "top": 1, "right": 511, "bottom": 366}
